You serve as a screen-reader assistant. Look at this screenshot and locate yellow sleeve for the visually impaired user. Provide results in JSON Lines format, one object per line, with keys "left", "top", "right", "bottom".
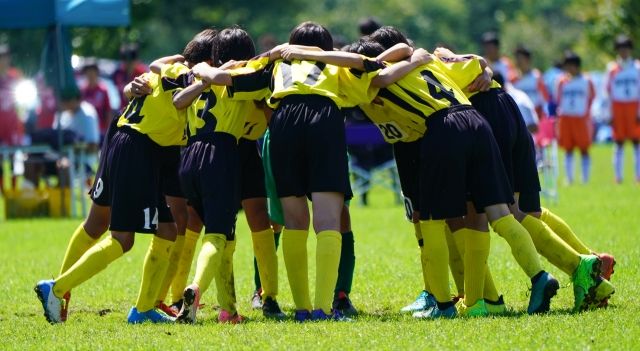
{"left": 227, "top": 58, "right": 272, "bottom": 101}
{"left": 338, "top": 67, "right": 381, "bottom": 107}
{"left": 160, "top": 62, "right": 191, "bottom": 93}
{"left": 435, "top": 56, "right": 483, "bottom": 91}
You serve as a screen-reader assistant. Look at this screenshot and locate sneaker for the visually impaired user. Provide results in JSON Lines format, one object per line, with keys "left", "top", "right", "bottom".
{"left": 310, "top": 309, "right": 351, "bottom": 322}
{"left": 127, "top": 307, "right": 174, "bottom": 324}
{"left": 294, "top": 310, "right": 312, "bottom": 323}
{"left": 456, "top": 299, "right": 488, "bottom": 317}
{"left": 400, "top": 290, "right": 436, "bottom": 313}
{"left": 412, "top": 304, "right": 457, "bottom": 319}
{"left": 332, "top": 292, "right": 358, "bottom": 317}
{"left": 61, "top": 291, "right": 71, "bottom": 322}
{"left": 597, "top": 253, "right": 616, "bottom": 281}
{"left": 156, "top": 302, "right": 178, "bottom": 317}
{"left": 262, "top": 296, "right": 286, "bottom": 320}
{"left": 251, "top": 290, "right": 263, "bottom": 309}
{"left": 218, "top": 310, "right": 245, "bottom": 324}
{"left": 572, "top": 255, "right": 601, "bottom": 311}
{"left": 527, "top": 272, "right": 560, "bottom": 314}
{"left": 176, "top": 284, "right": 200, "bottom": 324}
{"left": 485, "top": 295, "right": 507, "bottom": 315}
{"left": 34, "top": 280, "right": 63, "bottom": 324}
{"left": 587, "top": 277, "right": 615, "bottom": 310}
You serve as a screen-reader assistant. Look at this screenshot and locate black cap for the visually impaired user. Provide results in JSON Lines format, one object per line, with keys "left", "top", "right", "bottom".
{"left": 563, "top": 50, "right": 581, "bottom": 66}
{"left": 481, "top": 31, "right": 500, "bottom": 45}
{"left": 514, "top": 45, "right": 531, "bottom": 58}
{"left": 615, "top": 34, "right": 633, "bottom": 49}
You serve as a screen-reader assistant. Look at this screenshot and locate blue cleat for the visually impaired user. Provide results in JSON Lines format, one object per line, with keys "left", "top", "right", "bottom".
{"left": 34, "top": 280, "right": 63, "bottom": 324}
{"left": 400, "top": 290, "right": 436, "bottom": 313}
{"left": 294, "top": 310, "right": 312, "bottom": 323}
{"left": 528, "top": 272, "right": 560, "bottom": 314}
{"left": 310, "top": 309, "right": 351, "bottom": 322}
{"left": 412, "top": 304, "right": 457, "bottom": 319}
{"left": 127, "top": 307, "right": 174, "bottom": 324}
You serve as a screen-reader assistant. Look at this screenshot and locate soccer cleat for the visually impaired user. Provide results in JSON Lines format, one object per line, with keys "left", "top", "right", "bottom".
{"left": 310, "top": 309, "right": 351, "bottom": 322}
{"left": 156, "top": 302, "right": 178, "bottom": 317}
{"left": 597, "top": 253, "right": 616, "bottom": 281}
{"left": 34, "top": 280, "right": 63, "bottom": 324}
{"left": 262, "top": 296, "right": 286, "bottom": 320}
{"left": 572, "top": 254, "right": 601, "bottom": 311}
{"left": 127, "top": 307, "right": 175, "bottom": 324}
{"left": 61, "top": 291, "right": 71, "bottom": 322}
{"left": 176, "top": 284, "right": 200, "bottom": 324}
{"left": 294, "top": 310, "right": 312, "bottom": 323}
{"left": 456, "top": 299, "right": 489, "bottom": 317}
{"left": 485, "top": 295, "right": 507, "bottom": 315}
{"left": 251, "top": 289, "right": 263, "bottom": 309}
{"left": 590, "top": 278, "right": 615, "bottom": 309}
{"left": 400, "top": 290, "right": 436, "bottom": 313}
{"left": 218, "top": 310, "right": 245, "bottom": 324}
{"left": 332, "top": 291, "right": 358, "bottom": 317}
{"left": 412, "top": 304, "right": 457, "bottom": 319}
{"left": 527, "top": 272, "right": 560, "bottom": 314}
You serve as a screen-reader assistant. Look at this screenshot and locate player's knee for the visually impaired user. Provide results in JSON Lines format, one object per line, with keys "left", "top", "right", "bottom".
{"left": 157, "top": 222, "right": 178, "bottom": 241}
{"left": 111, "top": 232, "right": 135, "bottom": 252}
{"left": 340, "top": 206, "right": 351, "bottom": 232}
{"left": 446, "top": 217, "right": 465, "bottom": 232}
{"left": 484, "top": 204, "right": 511, "bottom": 222}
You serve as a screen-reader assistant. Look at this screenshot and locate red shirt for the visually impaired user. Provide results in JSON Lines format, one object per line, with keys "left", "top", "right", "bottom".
{"left": 0, "top": 68, "right": 23, "bottom": 145}
{"left": 112, "top": 61, "right": 148, "bottom": 110}
{"left": 81, "top": 82, "right": 112, "bottom": 134}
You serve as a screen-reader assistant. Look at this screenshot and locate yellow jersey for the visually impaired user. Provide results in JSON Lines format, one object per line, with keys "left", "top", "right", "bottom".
{"left": 117, "top": 63, "right": 191, "bottom": 146}
{"left": 242, "top": 102, "right": 268, "bottom": 140}
{"left": 436, "top": 55, "right": 501, "bottom": 98}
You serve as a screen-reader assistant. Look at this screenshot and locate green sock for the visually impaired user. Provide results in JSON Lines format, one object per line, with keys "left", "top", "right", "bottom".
{"left": 335, "top": 231, "right": 355, "bottom": 295}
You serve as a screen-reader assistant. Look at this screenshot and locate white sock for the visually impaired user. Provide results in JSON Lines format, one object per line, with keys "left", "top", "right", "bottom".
{"left": 581, "top": 154, "right": 590, "bottom": 183}
{"left": 614, "top": 144, "right": 624, "bottom": 182}
{"left": 634, "top": 144, "right": 640, "bottom": 180}
{"left": 565, "top": 152, "right": 574, "bottom": 184}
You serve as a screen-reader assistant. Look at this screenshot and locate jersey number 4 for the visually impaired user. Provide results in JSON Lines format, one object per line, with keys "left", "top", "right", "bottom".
{"left": 420, "top": 70, "right": 459, "bottom": 105}
{"left": 280, "top": 61, "right": 327, "bottom": 88}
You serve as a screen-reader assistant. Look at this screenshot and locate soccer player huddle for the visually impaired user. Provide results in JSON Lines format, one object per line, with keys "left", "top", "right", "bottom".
{"left": 34, "top": 22, "right": 616, "bottom": 324}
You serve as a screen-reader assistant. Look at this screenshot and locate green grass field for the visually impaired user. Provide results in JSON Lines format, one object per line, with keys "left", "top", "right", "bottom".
{"left": 1, "top": 144, "right": 639, "bottom": 350}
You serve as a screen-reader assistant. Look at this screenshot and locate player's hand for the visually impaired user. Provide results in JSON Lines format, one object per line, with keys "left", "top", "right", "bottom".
{"left": 410, "top": 48, "right": 433, "bottom": 65}
{"left": 192, "top": 62, "right": 214, "bottom": 83}
{"left": 130, "top": 76, "right": 152, "bottom": 97}
{"left": 268, "top": 43, "right": 288, "bottom": 60}
{"left": 281, "top": 46, "right": 306, "bottom": 61}
{"left": 168, "top": 54, "right": 185, "bottom": 63}
{"left": 219, "top": 60, "right": 247, "bottom": 70}
{"left": 433, "top": 47, "right": 455, "bottom": 58}
{"left": 467, "top": 69, "right": 492, "bottom": 92}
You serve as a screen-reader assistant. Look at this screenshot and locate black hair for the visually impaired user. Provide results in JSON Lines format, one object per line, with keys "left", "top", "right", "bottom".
{"left": 514, "top": 45, "right": 531, "bottom": 59}
{"left": 493, "top": 72, "right": 505, "bottom": 86}
{"left": 344, "top": 38, "right": 385, "bottom": 58}
{"left": 182, "top": 28, "right": 218, "bottom": 65}
{"left": 615, "top": 34, "right": 633, "bottom": 49}
{"left": 358, "top": 17, "right": 382, "bottom": 36}
{"left": 81, "top": 58, "right": 99, "bottom": 73}
{"left": 369, "top": 26, "right": 409, "bottom": 50}
{"left": 563, "top": 50, "right": 581, "bottom": 67}
{"left": 481, "top": 31, "right": 500, "bottom": 46}
{"left": 289, "top": 21, "right": 333, "bottom": 51}
{"left": 119, "top": 43, "right": 139, "bottom": 61}
{"left": 214, "top": 26, "right": 256, "bottom": 66}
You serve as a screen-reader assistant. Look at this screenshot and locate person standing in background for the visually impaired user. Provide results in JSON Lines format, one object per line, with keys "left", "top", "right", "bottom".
{"left": 0, "top": 44, "right": 24, "bottom": 193}
{"left": 80, "top": 60, "right": 112, "bottom": 141}
{"left": 606, "top": 35, "right": 640, "bottom": 184}
{"left": 514, "top": 46, "right": 550, "bottom": 123}
{"left": 481, "top": 32, "right": 517, "bottom": 83}
{"left": 112, "top": 43, "right": 148, "bottom": 111}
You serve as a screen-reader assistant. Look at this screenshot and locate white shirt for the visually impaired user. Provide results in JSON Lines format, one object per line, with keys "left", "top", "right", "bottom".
{"left": 505, "top": 83, "right": 539, "bottom": 129}
{"left": 607, "top": 58, "right": 640, "bottom": 103}
{"left": 53, "top": 101, "right": 100, "bottom": 144}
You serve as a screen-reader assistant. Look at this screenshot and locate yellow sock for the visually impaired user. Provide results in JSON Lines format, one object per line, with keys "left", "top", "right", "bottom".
{"left": 522, "top": 215, "right": 580, "bottom": 276}
{"left": 54, "top": 236, "right": 124, "bottom": 297}
{"left": 314, "top": 230, "right": 342, "bottom": 314}
{"left": 483, "top": 266, "right": 500, "bottom": 302}
{"left": 282, "top": 228, "right": 312, "bottom": 311}
{"left": 414, "top": 222, "right": 431, "bottom": 293}
{"left": 59, "top": 224, "right": 100, "bottom": 275}
{"left": 170, "top": 228, "right": 200, "bottom": 303}
{"left": 448, "top": 228, "right": 465, "bottom": 297}
{"left": 491, "top": 214, "right": 543, "bottom": 278}
{"left": 252, "top": 228, "right": 278, "bottom": 299}
{"left": 135, "top": 236, "right": 173, "bottom": 312}
{"left": 192, "top": 233, "right": 226, "bottom": 296}
{"left": 464, "top": 229, "right": 490, "bottom": 306}
{"left": 541, "top": 208, "right": 591, "bottom": 254}
{"left": 420, "top": 220, "right": 451, "bottom": 303}
{"left": 215, "top": 240, "right": 237, "bottom": 313}
{"left": 156, "top": 235, "right": 185, "bottom": 304}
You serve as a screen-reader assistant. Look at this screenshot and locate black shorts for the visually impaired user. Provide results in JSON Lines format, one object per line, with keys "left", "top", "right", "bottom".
{"left": 269, "top": 95, "right": 351, "bottom": 198}
{"left": 239, "top": 138, "right": 266, "bottom": 200}
{"left": 90, "top": 127, "right": 163, "bottom": 233}
{"left": 418, "top": 105, "right": 514, "bottom": 220}
{"left": 159, "top": 146, "right": 184, "bottom": 198}
{"left": 179, "top": 132, "right": 239, "bottom": 239}
{"left": 393, "top": 140, "right": 421, "bottom": 220}
{"left": 470, "top": 89, "right": 541, "bottom": 212}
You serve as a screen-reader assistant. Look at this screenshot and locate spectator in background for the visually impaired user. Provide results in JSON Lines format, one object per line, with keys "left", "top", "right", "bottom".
{"left": 556, "top": 51, "right": 595, "bottom": 185}
{"left": 495, "top": 72, "right": 539, "bottom": 133}
{"left": 54, "top": 89, "right": 100, "bottom": 153}
{"left": 481, "top": 31, "right": 517, "bottom": 83}
{"left": 606, "top": 34, "right": 640, "bottom": 184}
{"left": 0, "top": 44, "right": 24, "bottom": 193}
{"left": 112, "top": 43, "right": 147, "bottom": 111}
{"left": 80, "top": 60, "right": 112, "bottom": 140}
{"left": 358, "top": 17, "right": 381, "bottom": 36}
{"left": 514, "top": 46, "right": 550, "bottom": 121}
{"left": 34, "top": 75, "right": 57, "bottom": 131}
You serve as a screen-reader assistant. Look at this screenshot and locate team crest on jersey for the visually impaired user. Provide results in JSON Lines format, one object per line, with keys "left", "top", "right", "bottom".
{"left": 93, "top": 178, "right": 104, "bottom": 199}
